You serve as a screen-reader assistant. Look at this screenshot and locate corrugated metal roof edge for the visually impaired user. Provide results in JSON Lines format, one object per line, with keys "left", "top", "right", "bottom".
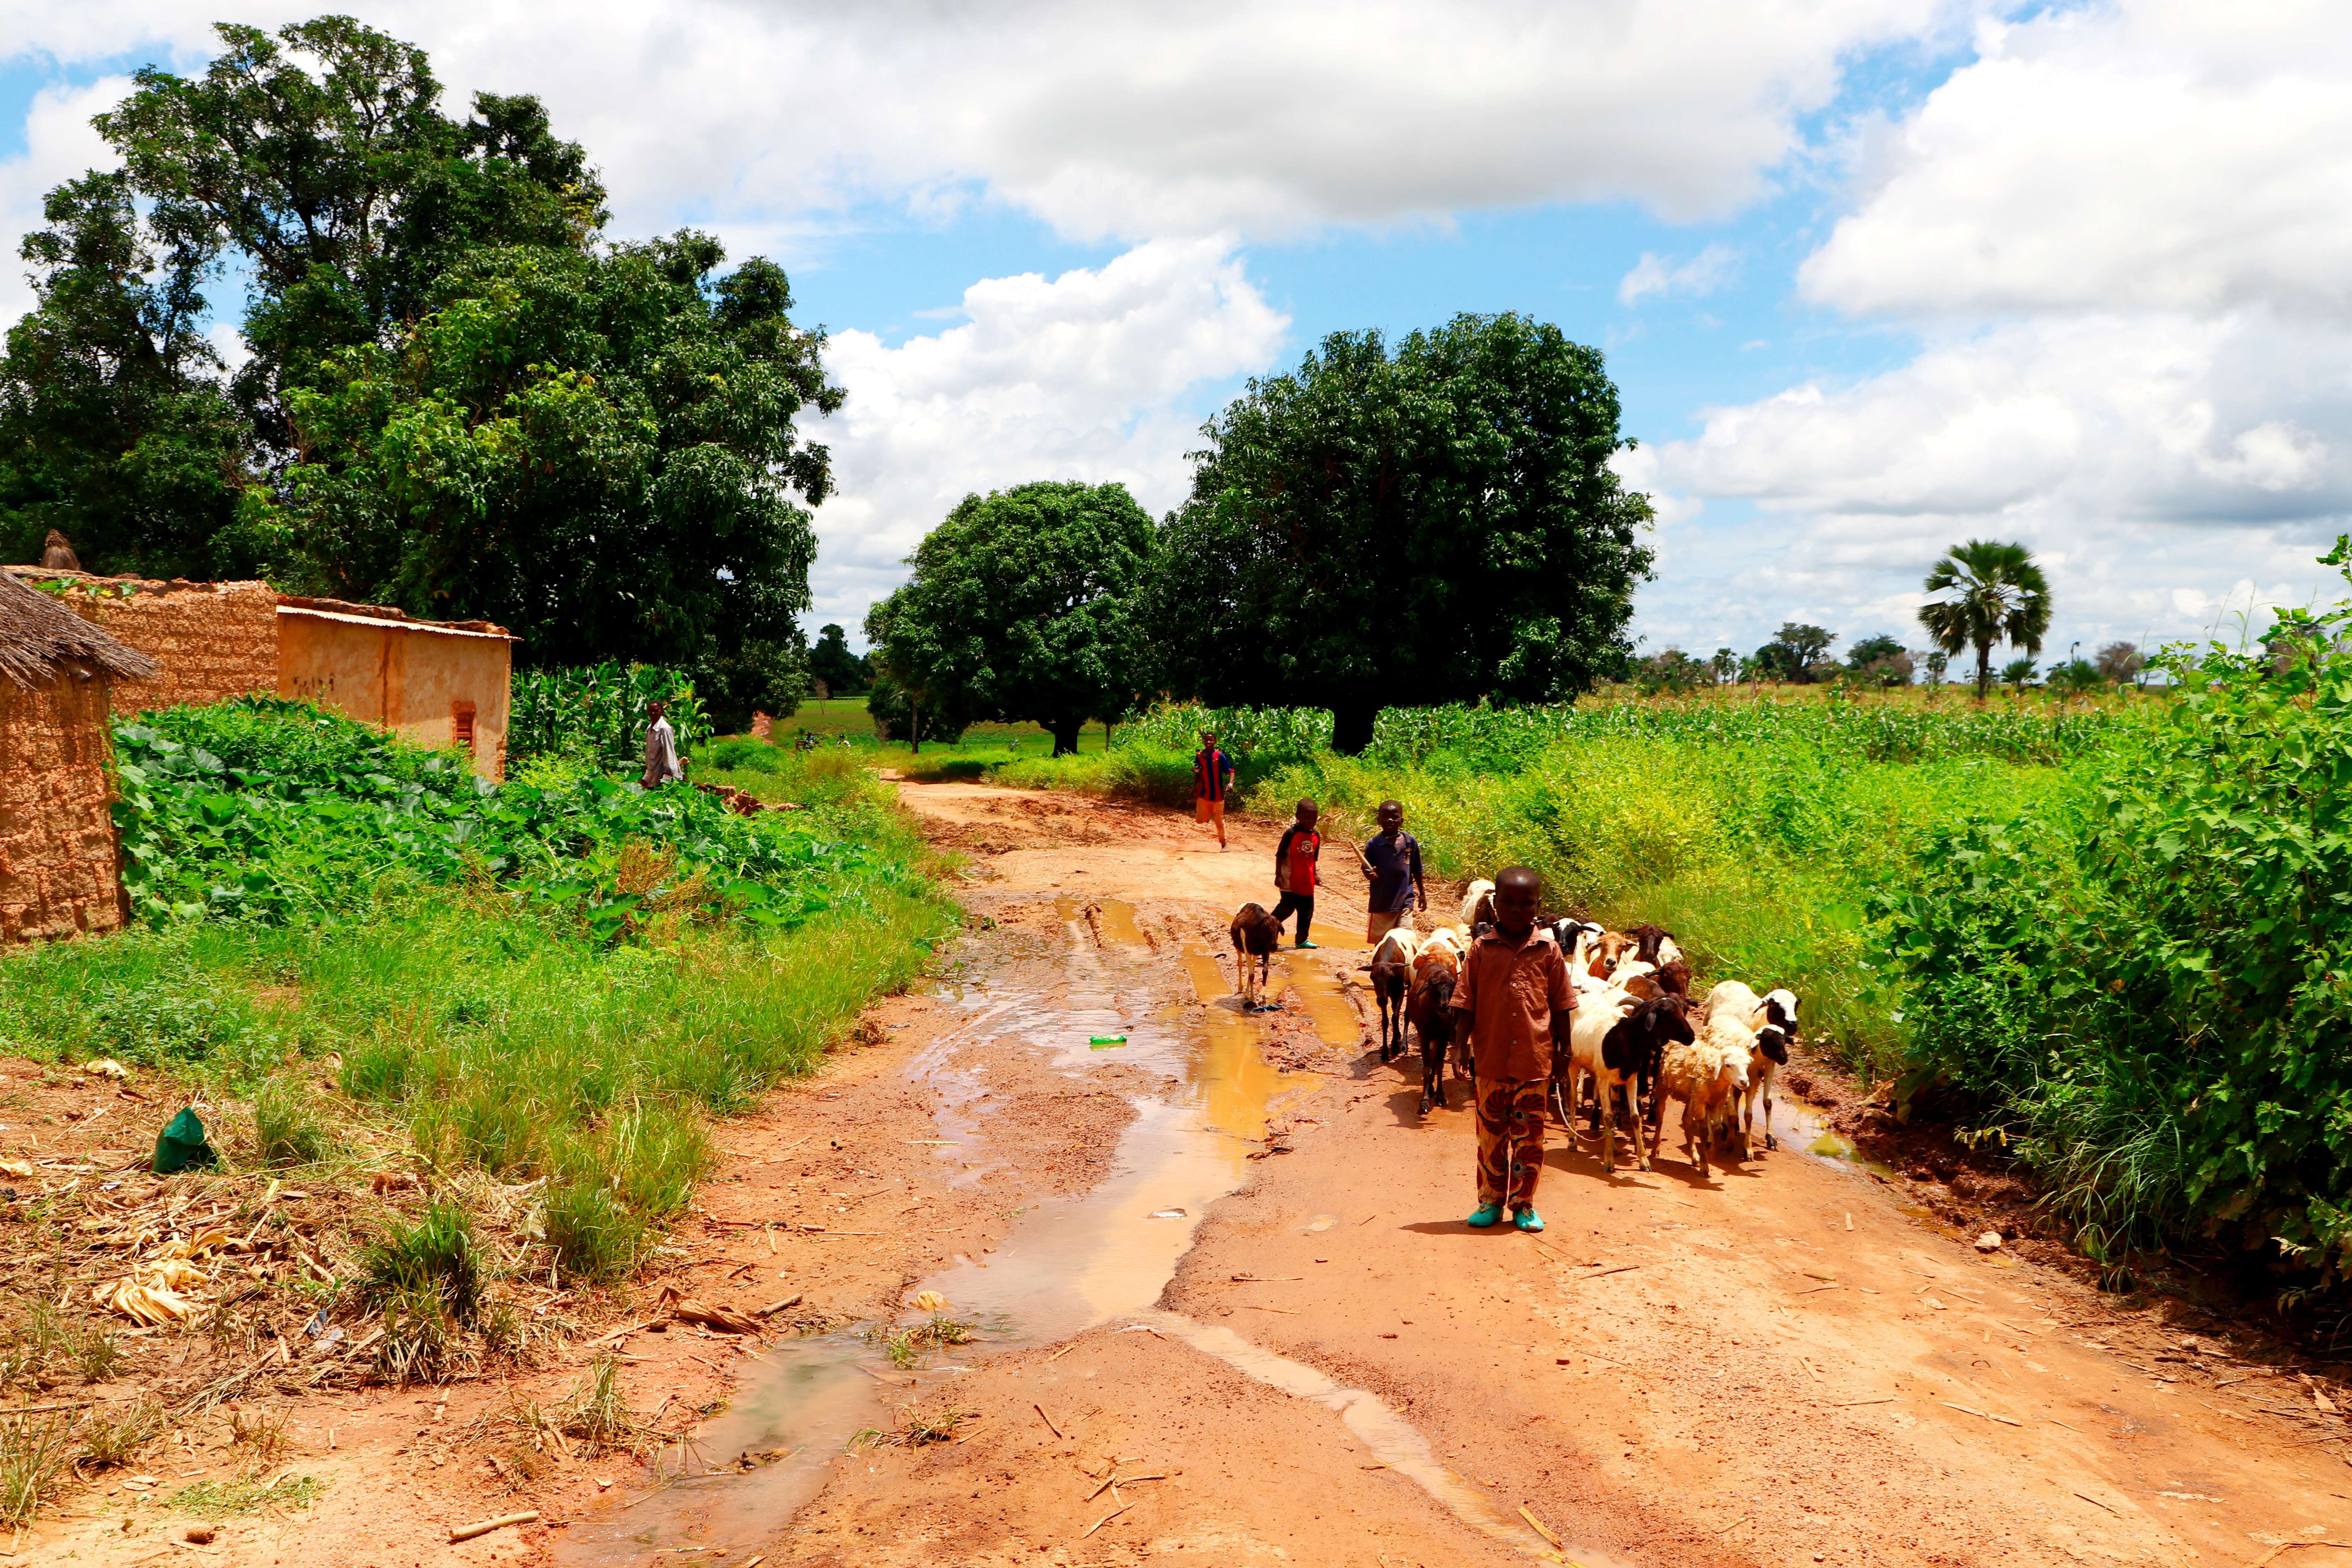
{"left": 276, "top": 605, "right": 517, "bottom": 642}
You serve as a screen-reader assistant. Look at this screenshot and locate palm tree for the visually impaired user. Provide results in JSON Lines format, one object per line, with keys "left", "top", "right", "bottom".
{"left": 1917, "top": 540, "right": 2052, "bottom": 700}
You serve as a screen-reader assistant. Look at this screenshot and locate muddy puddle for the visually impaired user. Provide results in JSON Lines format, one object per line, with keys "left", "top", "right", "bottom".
{"left": 560, "top": 927, "right": 1303, "bottom": 1562}
{"left": 559, "top": 920, "right": 1601, "bottom": 1565}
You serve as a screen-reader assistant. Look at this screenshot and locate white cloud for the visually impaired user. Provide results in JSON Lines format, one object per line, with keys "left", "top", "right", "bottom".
{"left": 1617, "top": 243, "right": 1740, "bottom": 306}
{"left": 1629, "top": 0, "right": 2352, "bottom": 661}
{"left": 3, "top": 0, "right": 1948, "bottom": 245}
{"left": 1802, "top": 1, "right": 2352, "bottom": 320}
{"left": 0, "top": 78, "right": 126, "bottom": 330}
{"left": 1630, "top": 309, "right": 2352, "bottom": 656}
{"left": 804, "top": 238, "right": 1287, "bottom": 634}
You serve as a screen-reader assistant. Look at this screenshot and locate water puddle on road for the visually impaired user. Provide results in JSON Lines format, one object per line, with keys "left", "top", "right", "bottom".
{"left": 1281, "top": 952, "right": 1367, "bottom": 1049}
{"left": 560, "top": 934, "right": 1582, "bottom": 1565}
{"left": 1096, "top": 897, "right": 1147, "bottom": 944}
{"left": 562, "top": 943, "right": 1303, "bottom": 1563}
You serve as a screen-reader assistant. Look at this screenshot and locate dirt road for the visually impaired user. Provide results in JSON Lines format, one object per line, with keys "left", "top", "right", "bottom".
{"left": 553, "top": 781, "right": 2352, "bottom": 1568}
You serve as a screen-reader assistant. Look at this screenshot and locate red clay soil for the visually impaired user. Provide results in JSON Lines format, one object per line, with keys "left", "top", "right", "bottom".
{"left": 15, "top": 780, "right": 2352, "bottom": 1568}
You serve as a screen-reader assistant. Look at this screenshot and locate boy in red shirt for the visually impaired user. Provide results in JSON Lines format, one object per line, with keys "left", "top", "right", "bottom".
{"left": 1271, "top": 799, "right": 1321, "bottom": 949}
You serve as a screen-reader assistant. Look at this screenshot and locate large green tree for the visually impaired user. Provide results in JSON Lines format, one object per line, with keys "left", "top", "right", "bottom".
{"left": 1918, "top": 539, "right": 2052, "bottom": 700}
{"left": 96, "top": 17, "right": 605, "bottom": 460}
{"left": 807, "top": 623, "right": 871, "bottom": 695}
{"left": 283, "top": 237, "right": 839, "bottom": 666}
{"left": 0, "top": 173, "right": 255, "bottom": 575}
{"left": 865, "top": 481, "right": 1156, "bottom": 755}
{"left": 1150, "top": 314, "right": 1654, "bottom": 753}
{"left": 1752, "top": 621, "right": 1835, "bottom": 682}
{"left": 2, "top": 16, "right": 837, "bottom": 682}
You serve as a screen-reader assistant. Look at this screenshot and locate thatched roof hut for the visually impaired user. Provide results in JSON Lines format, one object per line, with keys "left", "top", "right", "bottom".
{"left": 0, "top": 568, "right": 159, "bottom": 688}
{"left": 0, "top": 570, "right": 157, "bottom": 943}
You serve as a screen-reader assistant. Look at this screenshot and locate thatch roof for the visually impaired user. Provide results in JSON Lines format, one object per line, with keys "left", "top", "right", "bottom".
{"left": 0, "top": 568, "right": 159, "bottom": 688}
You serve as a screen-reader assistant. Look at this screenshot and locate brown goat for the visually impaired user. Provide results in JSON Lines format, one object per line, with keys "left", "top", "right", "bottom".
{"left": 1229, "top": 902, "right": 1283, "bottom": 1009}
{"left": 1407, "top": 943, "right": 1464, "bottom": 1116}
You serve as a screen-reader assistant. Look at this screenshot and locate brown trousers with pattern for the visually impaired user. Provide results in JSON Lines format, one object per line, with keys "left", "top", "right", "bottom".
{"left": 1474, "top": 1077, "right": 1547, "bottom": 1208}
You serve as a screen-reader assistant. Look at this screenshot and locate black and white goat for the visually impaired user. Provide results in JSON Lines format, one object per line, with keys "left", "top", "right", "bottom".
{"left": 1561, "top": 990, "right": 1694, "bottom": 1173}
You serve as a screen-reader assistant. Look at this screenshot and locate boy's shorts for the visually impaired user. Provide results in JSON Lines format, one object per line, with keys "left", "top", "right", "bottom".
{"left": 1195, "top": 796, "right": 1224, "bottom": 823}
{"left": 1367, "top": 910, "right": 1414, "bottom": 943}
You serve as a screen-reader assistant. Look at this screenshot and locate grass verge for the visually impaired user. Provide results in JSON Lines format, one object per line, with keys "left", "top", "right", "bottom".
{"left": 0, "top": 701, "right": 957, "bottom": 1526}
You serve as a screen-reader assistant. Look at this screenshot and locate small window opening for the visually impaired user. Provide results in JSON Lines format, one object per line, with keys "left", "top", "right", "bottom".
{"left": 452, "top": 701, "right": 478, "bottom": 757}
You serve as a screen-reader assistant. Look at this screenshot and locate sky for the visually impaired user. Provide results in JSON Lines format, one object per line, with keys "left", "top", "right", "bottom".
{"left": 5, "top": 1, "right": 2350, "bottom": 668}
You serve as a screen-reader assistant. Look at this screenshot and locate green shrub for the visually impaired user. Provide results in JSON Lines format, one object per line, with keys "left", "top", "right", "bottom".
{"left": 706, "top": 737, "right": 783, "bottom": 773}
{"left": 363, "top": 1202, "right": 482, "bottom": 1324}
{"left": 254, "top": 1081, "right": 333, "bottom": 1167}
{"left": 1886, "top": 543, "right": 2352, "bottom": 1302}
{"left": 108, "top": 695, "right": 922, "bottom": 937}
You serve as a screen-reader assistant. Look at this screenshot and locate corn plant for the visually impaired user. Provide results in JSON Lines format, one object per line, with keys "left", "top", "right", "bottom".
{"left": 509, "top": 663, "right": 710, "bottom": 771}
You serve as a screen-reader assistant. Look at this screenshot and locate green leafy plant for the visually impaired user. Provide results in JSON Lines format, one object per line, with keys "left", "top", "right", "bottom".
{"left": 1885, "top": 537, "right": 2352, "bottom": 1304}
{"left": 508, "top": 664, "right": 711, "bottom": 771}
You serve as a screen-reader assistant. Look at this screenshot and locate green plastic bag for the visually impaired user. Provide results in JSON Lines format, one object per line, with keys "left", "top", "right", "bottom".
{"left": 154, "top": 1107, "right": 215, "bottom": 1174}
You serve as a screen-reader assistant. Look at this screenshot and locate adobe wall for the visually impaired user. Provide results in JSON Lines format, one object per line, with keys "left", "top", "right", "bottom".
{"left": 2, "top": 570, "right": 277, "bottom": 716}
{"left": 277, "top": 609, "right": 513, "bottom": 780}
{"left": 0, "top": 667, "right": 127, "bottom": 943}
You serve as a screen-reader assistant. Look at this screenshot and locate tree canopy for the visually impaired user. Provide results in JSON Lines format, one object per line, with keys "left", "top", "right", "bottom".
{"left": 864, "top": 481, "right": 1156, "bottom": 755}
{"left": 1844, "top": 632, "right": 1913, "bottom": 686}
{"left": 0, "top": 172, "right": 254, "bottom": 577}
{"left": 1918, "top": 539, "right": 2052, "bottom": 700}
{"left": 808, "top": 624, "right": 871, "bottom": 695}
{"left": 1752, "top": 622, "right": 1835, "bottom": 683}
{"left": 0, "top": 16, "right": 837, "bottom": 690}
{"left": 1148, "top": 314, "right": 1654, "bottom": 753}
{"left": 2095, "top": 640, "right": 2145, "bottom": 685}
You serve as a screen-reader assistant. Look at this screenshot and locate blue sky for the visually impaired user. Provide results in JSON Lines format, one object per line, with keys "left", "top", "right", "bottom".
{"left": 8, "top": 2, "right": 2350, "bottom": 668}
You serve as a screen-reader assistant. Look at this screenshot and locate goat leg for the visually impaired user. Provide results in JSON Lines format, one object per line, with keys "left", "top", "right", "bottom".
{"left": 1598, "top": 1076, "right": 1617, "bottom": 1173}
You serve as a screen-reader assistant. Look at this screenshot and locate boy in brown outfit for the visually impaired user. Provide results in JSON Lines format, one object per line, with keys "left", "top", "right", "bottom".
{"left": 1448, "top": 865, "right": 1573, "bottom": 1233}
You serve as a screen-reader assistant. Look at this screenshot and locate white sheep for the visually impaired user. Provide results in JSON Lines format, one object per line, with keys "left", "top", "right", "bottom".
{"left": 1700, "top": 981, "right": 1801, "bottom": 1153}
{"left": 1368, "top": 927, "right": 1425, "bottom": 1062}
{"left": 1458, "top": 878, "right": 1497, "bottom": 931}
{"left": 1655, "top": 1014, "right": 1753, "bottom": 1178}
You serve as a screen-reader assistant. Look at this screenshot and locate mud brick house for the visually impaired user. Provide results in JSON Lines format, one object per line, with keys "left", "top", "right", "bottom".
{"left": 2, "top": 569, "right": 516, "bottom": 779}
{"left": 0, "top": 569, "right": 158, "bottom": 943}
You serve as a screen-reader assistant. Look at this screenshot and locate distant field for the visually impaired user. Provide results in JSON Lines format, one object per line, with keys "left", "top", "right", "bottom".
{"left": 746, "top": 696, "right": 1116, "bottom": 758}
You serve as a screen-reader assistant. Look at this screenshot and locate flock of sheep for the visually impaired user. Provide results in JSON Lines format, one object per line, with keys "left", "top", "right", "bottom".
{"left": 1231, "top": 881, "right": 1801, "bottom": 1179}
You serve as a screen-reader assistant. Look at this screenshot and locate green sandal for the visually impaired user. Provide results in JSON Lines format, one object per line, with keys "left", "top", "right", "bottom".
{"left": 1465, "top": 1204, "right": 1504, "bottom": 1228}
{"left": 1513, "top": 1207, "right": 1545, "bottom": 1233}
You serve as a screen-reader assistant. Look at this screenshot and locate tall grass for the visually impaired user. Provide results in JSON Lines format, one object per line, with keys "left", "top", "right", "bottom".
{"left": 0, "top": 713, "right": 958, "bottom": 1292}
{"left": 997, "top": 696, "right": 2121, "bottom": 1079}
{"left": 1264, "top": 736, "right": 2096, "bottom": 1078}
